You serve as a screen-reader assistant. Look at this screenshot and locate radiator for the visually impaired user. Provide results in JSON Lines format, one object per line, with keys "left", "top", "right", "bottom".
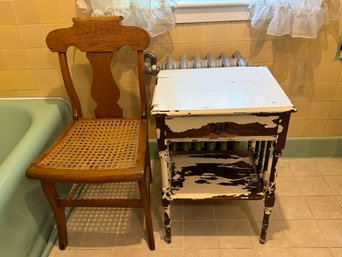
{"left": 161, "top": 51, "right": 248, "bottom": 70}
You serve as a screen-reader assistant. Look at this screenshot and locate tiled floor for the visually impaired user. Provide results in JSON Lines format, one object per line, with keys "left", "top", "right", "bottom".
{"left": 48, "top": 158, "right": 342, "bottom": 257}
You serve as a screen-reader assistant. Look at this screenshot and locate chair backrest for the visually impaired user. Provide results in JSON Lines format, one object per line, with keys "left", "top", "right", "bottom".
{"left": 46, "top": 16, "right": 150, "bottom": 120}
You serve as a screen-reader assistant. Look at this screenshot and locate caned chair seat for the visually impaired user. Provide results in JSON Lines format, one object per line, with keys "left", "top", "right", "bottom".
{"left": 28, "top": 119, "right": 147, "bottom": 182}
{"left": 25, "top": 16, "right": 155, "bottom": 251}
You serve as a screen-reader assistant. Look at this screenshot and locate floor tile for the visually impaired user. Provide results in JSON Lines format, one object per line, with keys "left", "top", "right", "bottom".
{"left": 65, "top": 208, "right": 89, "bottom": 247}
{"left": 295, "top": 176, "right": 332, "bottom": 196}
{"left": 78, "top": 207, "right": 120, "bottom": 248}
{"left": 66, "top": 231, "right": 84, "bottom": 248}
{"left": 276, "top": 177, "right": 303, "bottom": 196}
{"left": 317, "top": 220, "right": 342, "bottom": 247}
{"left": 220, "top": 248, "right": 256, "bottom": 257}
{"left": 254, "top": 248, "right": 296, "bottom": 257}
{"left": 337, "top": 196, "right": 342, "bottom": 207}
{"left": 114, "top": 221, "right": 149, "bottom": 249}
{"left": 119, "top": 207, "right": 144, "bottom": 225}
{"left": 315, "top": 159, "right": 342, "bottom": 175}
{"left": 67, "top": 207, "right": 91, "bottom": 232}
{"left": 324, "top": 176, "right": 342, "bottom": 195}
{"left": 216, "top": 220, "right": 254, "bottom": 249}
{"left": 80, "top": 231, "right": 116, "bottom": 248}
{"left": 244, "top": 200, "right": 265, "bottom": 221}
{"left": 213, "top": 200, "right": 247, "bottom": 220}
{"left": 183, "top": 200, "right": 214, "bottom": 220}
{"left": 151, "top": 196, "right": 164, "bottom": 222}
{"left": 283, "top": 220, "right": 327, "bottom": 247}
{"left": 305, "top": 196, "right": 342, "bottom": 219}
{"left": 288, "top": 159, "right": 321, "bottom": 176}
{"left": 250, "top": 220, "right": 291, "bottom": 248}
{"left": 293, "top": 248, "right": 333, "bottom": 257}
{"left": 153, "top": 221, "right": 184, "bottom": 249}
{"left": 148, "top": 248, "right": 184, "bottom": 257}
{"left": 244, "top": 200, "right": 282, "bottom": 221}
{"left": 183, "top": 221, "right": 218, "bottom": 249}
{"left": 55, "top": 249, "right": 79, "bottom": 257}
{"left": 331, "top": 248, "right": 342, "bottom": 257}
{"left": 151, "top": 181, "right": 162, "bottom": 198}
{"left": 184, "top": 248, "right": 219, "bottom": 257}
{"left": 152, "top": 197, "right": 184, "bottom": 222}
{"left": 171, "top": 200, "right": 185, "bottom": 220}
{"left": 76, "top": 249, "right": 114, "bottom": 257}
{"left": 113, "top": 248, "right": 148, "bottom": 257}
{"left": 275, "top": 196, "right": 313, "bottom": 219}
{"left": 277, "top": 159, "right": 294, "bottom": 177}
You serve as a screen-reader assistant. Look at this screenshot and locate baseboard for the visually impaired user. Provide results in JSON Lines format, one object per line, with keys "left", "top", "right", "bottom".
{"left": 148, "top": 137, "right": 342, "bottom": 159}
{"left": 282, "top": 137, "right": 342, "bottom": 158}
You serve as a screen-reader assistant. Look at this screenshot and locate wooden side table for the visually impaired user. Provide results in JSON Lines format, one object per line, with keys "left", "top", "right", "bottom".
{"left": 151, "top": 67, "right": 296, "bottom": 244}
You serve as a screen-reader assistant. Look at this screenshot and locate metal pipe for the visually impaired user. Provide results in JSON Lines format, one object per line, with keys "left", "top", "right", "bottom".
{"left": 144, "top": 51, "right": 159, "bottom": 74}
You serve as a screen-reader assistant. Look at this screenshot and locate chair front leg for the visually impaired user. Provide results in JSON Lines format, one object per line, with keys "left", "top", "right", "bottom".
{"left": 41, "top": 181, "right": 68, "bottom": 250}
{"left": 139, "top": 180, "right": 155, "bottom": 250}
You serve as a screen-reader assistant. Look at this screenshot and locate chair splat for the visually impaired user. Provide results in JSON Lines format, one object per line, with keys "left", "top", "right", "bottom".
{"left": 87, "top": 52, "right": 123, "bottom": 118}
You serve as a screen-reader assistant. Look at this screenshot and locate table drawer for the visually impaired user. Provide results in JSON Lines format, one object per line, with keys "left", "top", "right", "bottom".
{"left": 163, "top": 115, "right": 280, "bottom": 139}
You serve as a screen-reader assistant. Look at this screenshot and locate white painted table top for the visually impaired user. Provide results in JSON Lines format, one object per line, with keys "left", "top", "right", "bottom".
{"left": 151, "top": 67, "right": 295, "bottom": 116}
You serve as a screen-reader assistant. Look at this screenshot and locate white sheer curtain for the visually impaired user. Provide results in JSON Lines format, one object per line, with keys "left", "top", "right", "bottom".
{"left": 76, "top": 0, "right": 176, "bottom": 37}
{"left": 248, "top": 0, "right": 341, "bottom": 38}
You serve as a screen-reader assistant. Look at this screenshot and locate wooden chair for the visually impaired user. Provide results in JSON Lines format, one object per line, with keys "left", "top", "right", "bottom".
{"left": 25, "top": 16, "right": 155, "bottom": 250}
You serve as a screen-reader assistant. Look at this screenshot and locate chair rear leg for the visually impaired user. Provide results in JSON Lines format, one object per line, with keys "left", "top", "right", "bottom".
{"left": 146, "top": 142, "right": 153, "bottom": 184}
{"left": 138, "top": 180, "right": 155, "bottom": 250}
{"left": 41, "top": 182, "right": 68, "bottom": 250}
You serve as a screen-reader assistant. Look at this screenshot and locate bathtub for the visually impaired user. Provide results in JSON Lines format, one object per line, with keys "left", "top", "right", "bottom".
{"left": 0, "top": 98, "right": 71, "bottom": 257}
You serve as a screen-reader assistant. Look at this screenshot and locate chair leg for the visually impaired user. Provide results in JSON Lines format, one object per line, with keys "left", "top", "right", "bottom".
{"left": 146, "top": 142, "right": 153, "bottom": 184}
{"left": 145, "top": 143, "right": 153, "bottom": 204}
{"left": 138, "top": 180, "right": 155, "bottom": 250}
{"left": 41, "top": 182, "right": 68, "bottom": 250}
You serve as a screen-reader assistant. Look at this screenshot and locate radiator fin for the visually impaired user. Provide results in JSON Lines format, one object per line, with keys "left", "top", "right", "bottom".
{"left": 161, "top": 51, "right": 248, "bottom": 70}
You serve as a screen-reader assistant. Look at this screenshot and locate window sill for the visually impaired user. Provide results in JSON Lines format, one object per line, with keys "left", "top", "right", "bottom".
{"left": 174, "top": 0, "right": 250, "bottom": 23}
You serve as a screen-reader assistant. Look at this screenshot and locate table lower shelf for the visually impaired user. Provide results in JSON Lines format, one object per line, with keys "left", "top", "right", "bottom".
{"left": 170, "top": 151, "right": 264, "bottom": 200}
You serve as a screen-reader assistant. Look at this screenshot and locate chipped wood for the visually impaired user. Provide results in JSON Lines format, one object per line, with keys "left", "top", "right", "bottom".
{"left": 171, "top": 152, "right": 264, "bottom": 200}
{"left": 164, "top": 115, "right": 279, "bottom": 139}
{"left": 151, "top": 68, "right": 294, "bottom": 245}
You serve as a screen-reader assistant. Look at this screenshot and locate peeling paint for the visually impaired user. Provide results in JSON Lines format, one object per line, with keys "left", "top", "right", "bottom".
{"left": 166, "top": 115, "right": 279, "bottom": 133}
{"left": 160, "top": 151, "right": 171, "bottom": 189}
{"left": 170, "top": 153, "right": 264, "bottom": 200}
{"left": 264, "top": 207, "right": 272, "bottom": 215}
{"left": 151, "top": 68, "right": 294, "bottom": 246}
{"left": 162, "top": 188, "right": 172, "bottom": 201}
{"left": 277, "top": 124, "right": 284, "bottom": 134}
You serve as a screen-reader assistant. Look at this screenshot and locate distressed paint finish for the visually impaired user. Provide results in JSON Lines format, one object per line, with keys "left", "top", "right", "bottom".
{"left": 155, "top": 115, "right": 173, "bottom": 242}
{"left": 160, "top": 149, "right": 172, "bottom": 242}
{"left": 164, "top": 115, "right": 279, "bottom": 139}
{"left": 259, "top": 111, "right": 292, "bottom": 243}
{"left": 151, "top": 67, "right": 295, "bottom": 245}
{"left": 171, "top": 153, "right": 264, "bottom": 200}
{"left": 154, "top": 111, "right": 293, "bottom": 244}
{"left": 161, "top": 184, "right": 172, "bottom": 243}
{"left": 162, "top": 150, "right": 173, "bottom": 243}
{"left": 155, "top": 116, "right": 167, "bottom": 151}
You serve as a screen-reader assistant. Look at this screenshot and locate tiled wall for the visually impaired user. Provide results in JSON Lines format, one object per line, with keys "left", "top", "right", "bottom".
{"left": 0, "top": 1, "right": 341, "bottom": 138}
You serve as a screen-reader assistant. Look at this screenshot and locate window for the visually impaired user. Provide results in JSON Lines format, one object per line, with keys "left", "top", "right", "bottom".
{"left": 173, "top": 0, "right": 250, "bottom": 23}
